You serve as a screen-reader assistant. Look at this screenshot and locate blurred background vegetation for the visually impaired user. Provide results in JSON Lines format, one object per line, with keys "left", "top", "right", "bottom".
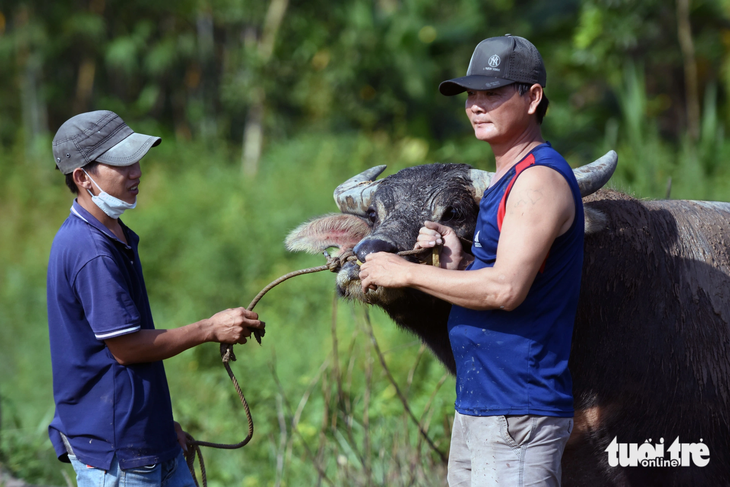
{"left": 1, "top": 0, "right": 730, "bottom": 485}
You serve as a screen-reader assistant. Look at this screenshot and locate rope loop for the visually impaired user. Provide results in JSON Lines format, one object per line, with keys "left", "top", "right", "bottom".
{"left": 184, "top": 244, "right": 438, "bottom": 485}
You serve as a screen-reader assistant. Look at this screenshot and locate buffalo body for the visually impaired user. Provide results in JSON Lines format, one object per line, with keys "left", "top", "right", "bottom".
{"left": 287, "top": 162, "right": 730, "bottom": 486}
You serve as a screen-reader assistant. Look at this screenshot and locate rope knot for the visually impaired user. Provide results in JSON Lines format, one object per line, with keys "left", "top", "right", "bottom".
{"left": 324, "top": 250, "right": 357, "bottom": 273}
{"left": 220, "top": 343, "right": 237, "bottom": 363}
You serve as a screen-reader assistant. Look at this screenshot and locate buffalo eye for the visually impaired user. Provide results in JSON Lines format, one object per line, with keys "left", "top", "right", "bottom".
{"left": 366, "top": 208, "right": 378, "bottom": 226}
{"left": 440, "top": 206, "right": 458, "bottom": 222}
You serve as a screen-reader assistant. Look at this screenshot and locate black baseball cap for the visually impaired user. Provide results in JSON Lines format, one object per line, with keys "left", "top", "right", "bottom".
{"left": 439, "top": 35, "right": 546, "bottom": 96}
{"left": 52, "top": 110, "right": 161, "bottom": 174}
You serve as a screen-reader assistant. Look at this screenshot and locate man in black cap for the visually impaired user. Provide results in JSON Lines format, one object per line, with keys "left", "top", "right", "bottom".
{"left": 360, "top": 35, "right": 581, "bottom": 486}
{"left": 47, "top": 110, "right": 264, "bottom": 485}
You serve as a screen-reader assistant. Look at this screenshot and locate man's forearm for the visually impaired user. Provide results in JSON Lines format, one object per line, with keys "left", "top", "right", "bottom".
{"left": 405, "top": 264, "right": 524, "bottom": 311}
{"left": 105, "top": 320, "right": 210, "bottom": 365}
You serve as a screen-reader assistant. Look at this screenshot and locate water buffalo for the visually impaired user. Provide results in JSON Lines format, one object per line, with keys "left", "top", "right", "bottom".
{"left": 286, "top": 153, "right": 730, "bottom": 487}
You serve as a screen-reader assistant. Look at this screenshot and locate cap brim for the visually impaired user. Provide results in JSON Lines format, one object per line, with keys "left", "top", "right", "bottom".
{"left": 439, "top": 76, "right": 515, "bottom": 96}
{"left": 96, "top": 132, "right": 162, "bottom": 166}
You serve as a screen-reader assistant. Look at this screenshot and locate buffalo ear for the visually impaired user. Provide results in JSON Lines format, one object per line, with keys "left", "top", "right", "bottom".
{"left": 468, "top": 169, "right": 494, "bottom": 203}
{"left": 584, "top": 206, "right": 608, "bottom": 234}
{"left": 286, "top": 213, "right": 371, "bottom": 255}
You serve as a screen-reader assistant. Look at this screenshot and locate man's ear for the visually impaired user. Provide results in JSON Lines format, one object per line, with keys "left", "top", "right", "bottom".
{"left": 73, "top": 168, "right": 91, "bottom": 192}
{"left": 527, "top": 84, "right": 543, "bottom": 115}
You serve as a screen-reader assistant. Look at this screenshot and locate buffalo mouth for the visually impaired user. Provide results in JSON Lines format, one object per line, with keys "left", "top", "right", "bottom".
{"left": 335, "top": 256, "right": 411, "bottom": 306}
{"left": 336, "top": 260, "right": 367, "bottom": 300}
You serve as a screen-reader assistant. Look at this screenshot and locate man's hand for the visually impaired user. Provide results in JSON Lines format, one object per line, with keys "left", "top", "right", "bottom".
{"left": 359, "top": 252, "right": 413, "bottom": 292}
{"left": 415, "top": 221, "right": 470, "bottom": 270}
{"left": 206, "top": 308, "right": 263, "bottom": 344}
{"left": 174, "top": 421, "right": 188, "bottom": 452}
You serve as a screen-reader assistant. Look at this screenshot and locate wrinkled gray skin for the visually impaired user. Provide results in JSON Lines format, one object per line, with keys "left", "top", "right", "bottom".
{"left": 287, "top": 163, "right": 730, "bottom": 487}
{"left": 339, "top": 164, "right": 479, "bottom": 371}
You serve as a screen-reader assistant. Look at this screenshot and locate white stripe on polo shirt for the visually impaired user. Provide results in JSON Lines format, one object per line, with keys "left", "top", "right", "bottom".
{"left": 94, "top": 325, "right": 141, "bottom": 340}
{"left": 71, "top": 206, "right": 89, "bottom": 223}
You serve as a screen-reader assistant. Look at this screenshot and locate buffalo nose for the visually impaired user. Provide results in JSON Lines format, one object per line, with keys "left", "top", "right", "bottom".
{"left": 354, "top": 238, "right": 398, "bottom": 263}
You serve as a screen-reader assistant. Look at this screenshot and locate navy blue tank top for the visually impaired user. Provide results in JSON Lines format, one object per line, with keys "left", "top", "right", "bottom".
{"left": 447, "top": 142, "right": 583, "bottom": 417}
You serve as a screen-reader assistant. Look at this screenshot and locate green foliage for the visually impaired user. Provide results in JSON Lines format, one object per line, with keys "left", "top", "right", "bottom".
{"left": 1, "top": 0, "right": 726, "bottom": 149}
{"left": 604, "top": 63, "right": 730, "bottom": 201}
{"left": 3, "top": 0, "right": 730, "bottom": 485}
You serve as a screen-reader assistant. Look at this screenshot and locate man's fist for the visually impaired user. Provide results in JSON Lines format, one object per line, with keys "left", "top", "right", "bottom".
{"left": 207, "top": 307, "right": 264, "bottom": 344}
{"left": 415, "top": 221, "right": 467, "bottom": 270}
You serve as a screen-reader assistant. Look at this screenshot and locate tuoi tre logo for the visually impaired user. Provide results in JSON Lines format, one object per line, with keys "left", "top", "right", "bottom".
{"left": 605, "top": 437, "right": 710, "bottom": 468}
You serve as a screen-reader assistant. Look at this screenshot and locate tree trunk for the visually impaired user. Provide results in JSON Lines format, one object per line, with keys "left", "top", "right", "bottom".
{"left": 196, "top": 10, "right": 217, "bottom": 138}
{"left": 676, "top": 0, "right": 700, "bottom": 141}
{"left": 241, "top": 0, "right": 289, "bottom": 176}
{"left": 19, "top": 52, "right": 48, "bottom": 157}
{"left": 242, "top": 97, "right": 264, "bottom": 176}
{"left": 73, "top": 57, "right": 96, "bottom": 114}
{"left": 72, "top": 0, "right": 105, "bottom": 114}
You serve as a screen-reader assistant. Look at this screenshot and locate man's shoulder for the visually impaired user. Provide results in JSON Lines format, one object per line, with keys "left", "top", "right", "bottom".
{"left": 50, "top": 215, "right": 116, "bottom": 269}
{"left": 529, "top": 144, "right": 579, "bottom": 190}
{"left": 512, "top": 164, "right": 571, "bottom": 198}
{"left": 532, "top": 143, "right": 569, "bottom": 167}
{"left": 53, "top": 215, "right": 92, "bottom": 249}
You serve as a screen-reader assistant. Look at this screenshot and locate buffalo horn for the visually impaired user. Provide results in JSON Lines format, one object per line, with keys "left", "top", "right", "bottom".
{"left": 333, "top": 165, "right": 387, "bottom": 215}
{"left": 574, "top": 150, "right": 618, "bottom": 197}
{"left": 468, "top": 169, "right": 495, "bottom": 201}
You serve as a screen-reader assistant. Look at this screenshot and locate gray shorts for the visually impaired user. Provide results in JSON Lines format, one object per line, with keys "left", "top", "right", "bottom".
{"left": 447, "top": 411, "right": 573, "bottom": 487}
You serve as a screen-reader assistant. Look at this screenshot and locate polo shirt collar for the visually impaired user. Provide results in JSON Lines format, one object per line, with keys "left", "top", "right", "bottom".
{"left": 70, "top": 200, "right": 132, "bottom": 250}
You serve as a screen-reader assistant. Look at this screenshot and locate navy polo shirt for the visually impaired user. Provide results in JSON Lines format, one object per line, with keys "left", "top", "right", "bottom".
{"left": 46, "top": 201, "right": 179, "bottom": 469}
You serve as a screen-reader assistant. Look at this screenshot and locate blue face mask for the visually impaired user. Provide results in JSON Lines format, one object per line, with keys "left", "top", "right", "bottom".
{"left": 83, "top": 169, "right": 136, "bottom": 219}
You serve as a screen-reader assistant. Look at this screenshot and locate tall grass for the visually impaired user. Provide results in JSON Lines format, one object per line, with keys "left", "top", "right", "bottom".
{"left": 603, "top": 62, "right": 730, "bottom": 201}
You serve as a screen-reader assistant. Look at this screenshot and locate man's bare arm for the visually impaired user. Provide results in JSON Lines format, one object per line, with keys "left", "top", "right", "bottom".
{"left": 486, "top": 165, "right": 574, "bottom": 309}
{"left": 105, "top": 307, "right": 263, "bottom": 365}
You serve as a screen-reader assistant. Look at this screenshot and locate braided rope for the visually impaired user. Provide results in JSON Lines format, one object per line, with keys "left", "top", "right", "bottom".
{"left": 183, "top": 246, "right": 435, "bottom": 485}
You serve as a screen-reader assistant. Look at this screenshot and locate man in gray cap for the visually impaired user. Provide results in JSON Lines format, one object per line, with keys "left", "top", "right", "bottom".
{"left": 360, "top": 35, "right": 581, "bottom": 486}
{"left": 47, "top": 110, "right": 264, "bottom": 484}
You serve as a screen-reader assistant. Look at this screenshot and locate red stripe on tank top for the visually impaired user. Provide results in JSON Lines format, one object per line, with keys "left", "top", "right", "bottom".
{"left": 497, "top": 154, "right": 550, "bottom": 274}
{"left": 497, "top": 154, "right": 536, "bottom": 231}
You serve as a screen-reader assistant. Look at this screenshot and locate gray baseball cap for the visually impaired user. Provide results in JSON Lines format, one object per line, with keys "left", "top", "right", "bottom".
{"left": 439, "top": 35, "right": 546, "bottom": 96}
{"left": 52, "top": 110, "right": 161, "bottom": 174}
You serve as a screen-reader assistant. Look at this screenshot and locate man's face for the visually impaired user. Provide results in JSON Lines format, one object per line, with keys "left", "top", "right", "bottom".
{"left": 86, "top": 162, "right": 141, "bottom": 205}
{"left": 464, "top": 85, "right": 534, "bottom": 144}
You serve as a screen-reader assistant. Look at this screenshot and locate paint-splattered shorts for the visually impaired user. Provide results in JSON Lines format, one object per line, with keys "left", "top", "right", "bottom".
{"left": 447, "top": 411, "right": 573, "bottom": 487}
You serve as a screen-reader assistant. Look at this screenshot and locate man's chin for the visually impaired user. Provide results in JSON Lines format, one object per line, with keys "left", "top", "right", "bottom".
{"left": 473, "top": 127, "right": 495, "bottom": 142}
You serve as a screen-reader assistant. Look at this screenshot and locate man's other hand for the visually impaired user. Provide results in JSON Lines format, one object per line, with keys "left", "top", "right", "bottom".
{"left": 174, "top": 421, "right": 188, "bottom": 452}
{"left": 415, "top": 221, "right": 470, "bottom": 270}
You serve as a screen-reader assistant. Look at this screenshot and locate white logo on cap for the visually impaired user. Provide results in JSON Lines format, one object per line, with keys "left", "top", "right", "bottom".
{"left": 488, "top": 55, "right": 501, "bottom": 67}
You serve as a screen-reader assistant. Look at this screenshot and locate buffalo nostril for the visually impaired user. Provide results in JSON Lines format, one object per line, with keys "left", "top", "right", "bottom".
{"left": 354, "top": 238, "right": 398, "bottom": 263}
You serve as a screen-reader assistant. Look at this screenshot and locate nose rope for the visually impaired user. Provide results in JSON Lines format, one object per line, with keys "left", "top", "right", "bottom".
{"left": 326, "top": 246, "right": 440, "bottom": 273}
{"left": 184, "top": 245, "right": 439, "bottom": 485}
{"left": 184, "top": 259, "right": 331, "bottom": 486}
